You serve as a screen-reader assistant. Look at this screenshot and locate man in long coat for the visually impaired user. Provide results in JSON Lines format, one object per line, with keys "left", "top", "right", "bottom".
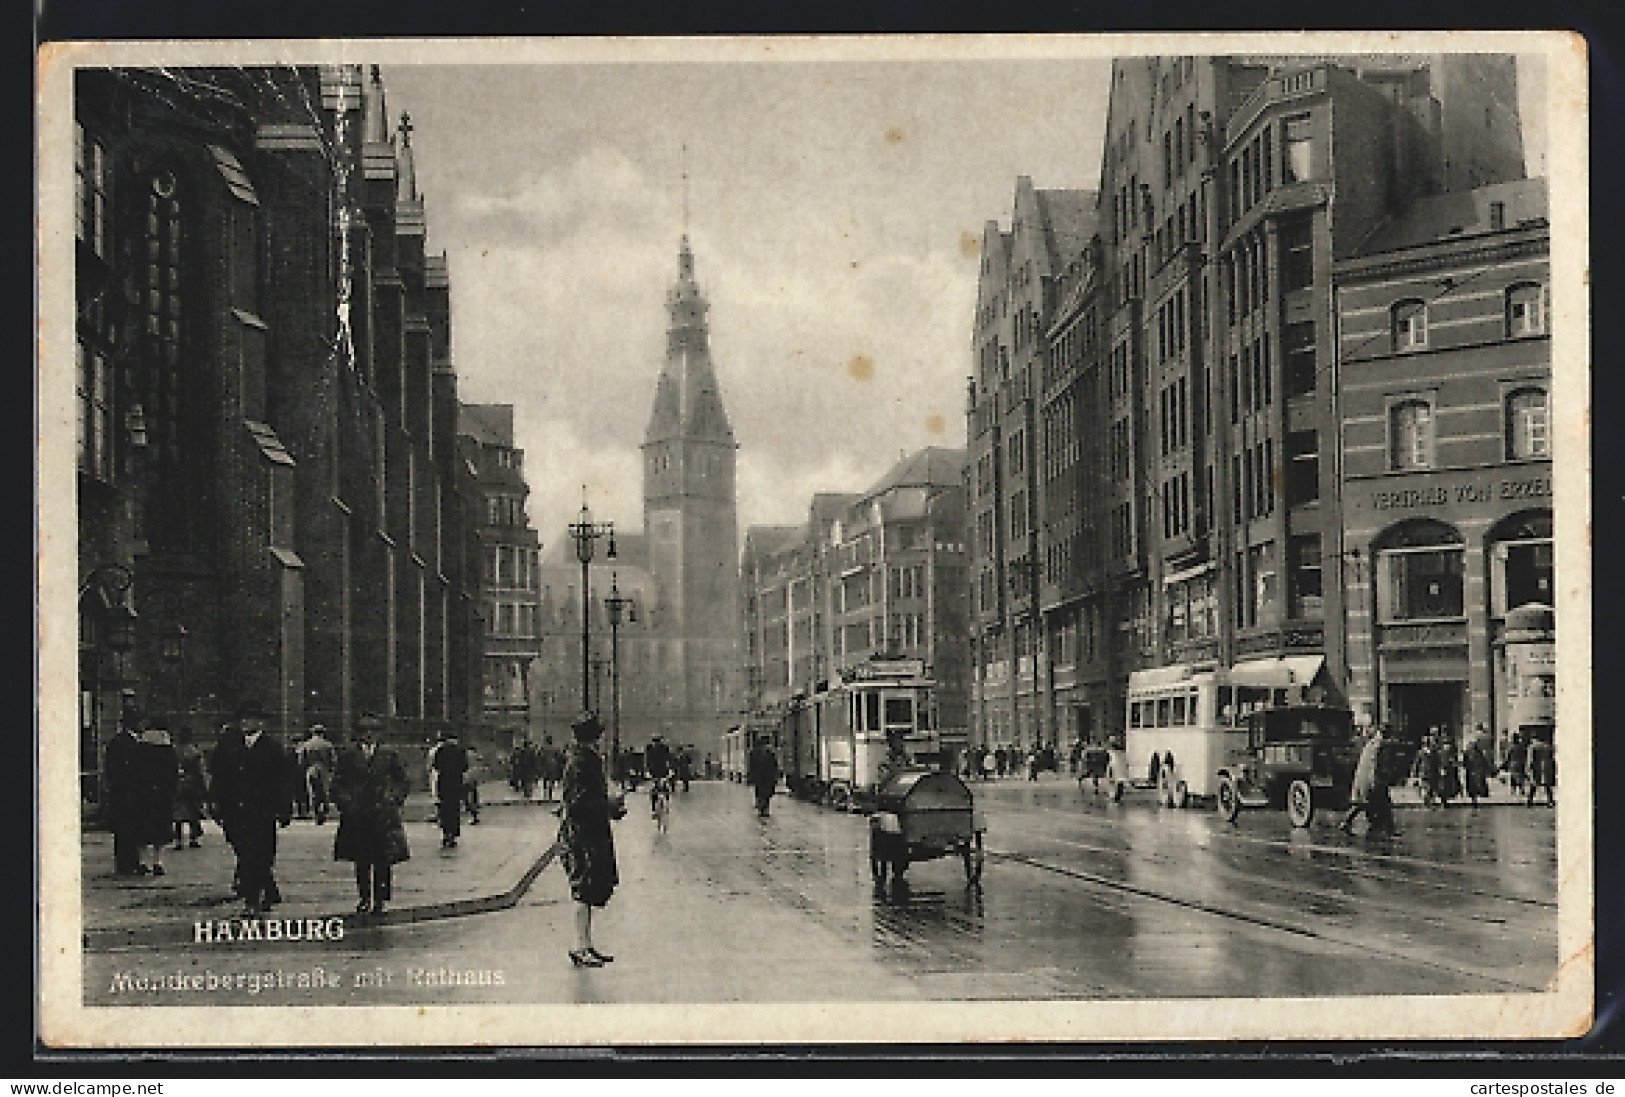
{"left": 747, "top": 736, "right": 779, "bottom": 818}
{"left": 429, "top": 730, "right": 469, "bottom": 849}
{"left": 333, "top": 715, "right": 411, "bottom": 915}
{"left": 212, "top": 701, "right": 293, "bottom": 914}
{"left": 103, "top": 710, "right": 143, "bottom": 875}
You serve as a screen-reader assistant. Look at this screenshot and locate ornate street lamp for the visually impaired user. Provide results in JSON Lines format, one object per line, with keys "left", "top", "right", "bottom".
{"left": 603, "top": 572, "right": 638, "bottom": 765}
{"left": 567, "top": 486, "right": 615, "bottom": 714}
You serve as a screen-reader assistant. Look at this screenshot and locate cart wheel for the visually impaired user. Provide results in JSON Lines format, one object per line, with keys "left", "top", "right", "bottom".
{"left": 1287, "top": 779, "right": 1315, "bottom": 828}
{"left": 1217, "top": 776, "right": 1241, "bottom": 822}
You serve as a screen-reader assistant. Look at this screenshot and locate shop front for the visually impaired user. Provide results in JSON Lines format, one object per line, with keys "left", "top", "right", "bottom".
{"left": 1345, "top": 465, "right": 1553, "bottom": 761}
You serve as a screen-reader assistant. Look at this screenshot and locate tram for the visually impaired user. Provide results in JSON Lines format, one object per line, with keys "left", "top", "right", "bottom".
{"left": 780, "top": 656, "right": 937, "bottom": 810}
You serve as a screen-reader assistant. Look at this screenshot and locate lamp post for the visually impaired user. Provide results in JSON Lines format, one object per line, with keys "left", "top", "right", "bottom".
{"left": 567, "top": 486, "right": 615, "bottom": 715}
{"left": 603, "top": 572, "right": 637, "bottom": 765}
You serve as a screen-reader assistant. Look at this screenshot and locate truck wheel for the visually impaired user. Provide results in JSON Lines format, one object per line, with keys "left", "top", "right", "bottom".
{"left": 1217, "top": 776, "right": 1241, "bottom": 822}
{"left": 1287, "top": 779, "right": 1315, "bottom": 828}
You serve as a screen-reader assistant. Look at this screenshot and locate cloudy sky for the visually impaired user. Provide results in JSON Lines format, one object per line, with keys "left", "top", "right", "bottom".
{"left": 382, "top": 51, "right": 1546, "bottom": 545}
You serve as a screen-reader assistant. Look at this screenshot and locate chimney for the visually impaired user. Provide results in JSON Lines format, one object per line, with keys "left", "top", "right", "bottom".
{"left": 1489, "top": 201, "right": 1506, "bottom": 232}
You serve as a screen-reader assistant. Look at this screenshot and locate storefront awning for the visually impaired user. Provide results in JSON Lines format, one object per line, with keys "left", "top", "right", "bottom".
{"left": 1229, "top": 654, "right": 1325, "bottom": 689}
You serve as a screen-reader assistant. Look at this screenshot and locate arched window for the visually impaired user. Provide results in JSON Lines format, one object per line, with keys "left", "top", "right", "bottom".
{"left": 1506, "top": 282, "right": 1547, "bottom": 337}
{"left": 1375, "top": 519, "right": 1465, "bottom": 623}
{"left": 1505, "top": 387, "right": 1549, "bottom": 460}
{"left": 1389, "top": 398, "right": 1435, "bottom": 470}
{"left": 1391, "top": 299, "right": 1428, "bottom": 352}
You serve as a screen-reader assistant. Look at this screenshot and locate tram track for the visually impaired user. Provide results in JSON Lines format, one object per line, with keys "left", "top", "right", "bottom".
{"left": 1007, "top": 795, "right": 1557, "bottom": 909}
{"left": 987, "top": 846, "right": 1550, "bottom": 994}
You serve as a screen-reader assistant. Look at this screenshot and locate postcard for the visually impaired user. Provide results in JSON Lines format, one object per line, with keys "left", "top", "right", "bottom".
{"left": 37, "top": 32, "right": 1592, "bottom": 1047}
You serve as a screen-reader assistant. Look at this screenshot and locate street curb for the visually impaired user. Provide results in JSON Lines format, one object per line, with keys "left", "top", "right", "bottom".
{"left": 82, "top": 840, "right": 562, "bottom": 951}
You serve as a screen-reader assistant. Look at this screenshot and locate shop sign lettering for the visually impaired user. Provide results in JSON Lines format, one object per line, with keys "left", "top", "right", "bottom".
{"left": 1371, "top": 477, "right": 1549, "bottom": 511}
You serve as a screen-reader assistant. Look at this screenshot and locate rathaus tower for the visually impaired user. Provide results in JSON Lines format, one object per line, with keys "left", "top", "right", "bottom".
{"left": 641, "top": 235, "right": 741, "bottom": 742}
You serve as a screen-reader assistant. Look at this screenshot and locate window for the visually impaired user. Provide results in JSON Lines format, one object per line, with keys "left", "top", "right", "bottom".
{"left": 75, "top": 122, "right": 110, "bottom": 258}
{"left": 1283, "top": 113, "right": 1313, "bottom": 182}
{"left": 1389, "top": 399, "right": 1435, "bottom": 470}
{"left": 1286, "top": 430, "right": 1320, "bottom": 506}
{"left": 1281, "top": 217, "right": 1313, "bottom": 291}
{"left": 1290, "top": 534, "right": 1323, "bottom": 618}
{"left": 76, "top": 343, "right": 112, "bottom": 480}
{"left": 1379, "top": 546, "right": 1466, "bottom": 621}
{"left": 1249, "top": 541, "right": 1279, "bottom": 626}
{"left": 1507, "top": 283, "right": 1546, "bottom": 337}
{"left": 1506, "top": 388, "right": 1549, "bottom": 460}
{"left": 1285, "top": 321, "right": 1316, "bottom": 396}
{"left": 1392, "top": 299, "right": 1428, "bottom": 352}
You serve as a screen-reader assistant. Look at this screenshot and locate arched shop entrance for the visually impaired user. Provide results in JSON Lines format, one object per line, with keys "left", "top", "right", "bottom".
{"left": 1371, "top": 517, "right": 1469, "bottom": 759}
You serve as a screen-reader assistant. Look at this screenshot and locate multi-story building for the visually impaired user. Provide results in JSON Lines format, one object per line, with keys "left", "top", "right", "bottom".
{"left": 741, "top": 448, "right": 970, "bottom": 751}
{"left": 971, "top": 53, "right": 1531, "bottom": 754}
{"left": 966, "top": 176, "right": 1096, "bottom": 754}
{"left": 73, "top": 65, "right": 487, "bottom": 801}
{"left": 1333, "top": 179, "right": 1551, "bottom": 758}
{"left": 456, "top": 404, "right": 542, "bottom": 744}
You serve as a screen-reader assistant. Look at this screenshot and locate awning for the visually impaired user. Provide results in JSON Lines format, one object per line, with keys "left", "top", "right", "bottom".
{"left": 1228, "top": 654, "right": 1325, "bottom": 689}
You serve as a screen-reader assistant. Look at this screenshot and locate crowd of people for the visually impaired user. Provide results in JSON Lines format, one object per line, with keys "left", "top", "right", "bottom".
{"left": 959, "top": 744, "right": 1065, "bottom": 782}
{"left": 101, "top": 703, "right": 494, "bottom": 917}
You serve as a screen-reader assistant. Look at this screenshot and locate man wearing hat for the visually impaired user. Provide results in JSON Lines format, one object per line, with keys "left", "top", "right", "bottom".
{"left": 213, "top": 700, "right": 293, "bottom": 915}
{"left": 332, "top": 714, "right": 411, "bottom": 915}
{"left": 429, "top": 729, "right": 470, "bottom": 849}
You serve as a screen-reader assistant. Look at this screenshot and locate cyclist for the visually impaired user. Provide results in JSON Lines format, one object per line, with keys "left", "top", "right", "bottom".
{"left": 645, "top": 735, "right": 674, "bottom": 819}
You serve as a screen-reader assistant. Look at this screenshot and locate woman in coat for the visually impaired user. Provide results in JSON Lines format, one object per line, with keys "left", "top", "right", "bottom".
{"left": 332, "top": 716, "right": 411, "bottom": 916}
{"left": 560, "top": 713, "right": 619, "bottom": 967}
{"left": 134, "top": 726, "right": 180, "bottom": 876}
{"left": 171, "top": 728, "right": 207, "bottom": 849}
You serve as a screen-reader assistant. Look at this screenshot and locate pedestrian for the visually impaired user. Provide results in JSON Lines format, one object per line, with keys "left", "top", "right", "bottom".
{"left": 994, "top": 747, "right": 1007, "bottom": 778}
{"left": 1526, "top": 734, "right": 1556, "bottom": 807}
{"left": 171, "top": 727, "right": 207, "bottom": 850}
{"left": 103, "top": 710, "right": 144, "bottom": 875}
{"left": 677, "top": 746, "right": 694, "bottom": 793}
{"left": 332, "top": 714, "right": 411, "bottom": 915}
{"left": 212, "top": 700, "right": 293, "bottom": 915}
{"left": 747, "top": 735, "right": 779, "bottom": 818}
{"left": 1027, "top": 749, "right": 1039, "bottom": 781}
{"left": 1341, "top": 726, "right": 1390, "bottom": 834}
{"left": 539, "top": 737, "right": 565, "bottom": 799}
{"left": 134, "top": 724, "right": 179, "bottom": 876}
{"left": 1463, "top": 727, "right": 1493, "bottom": 807}
{"left": 1412, "top": 733, "right": 1440, "bottom": 807}
{"left": 559, "top": 712, "right": 621, "bottom": 967}
{"left": 430, "top": 730, "right": 469, "bottom": 848}
{"left": 298, "top": 724, "right": 338, "bottom": 825}
{"left": 1503, "top": 731, "right": 1528, "bottom": 796}
{"left": 1437, "top": 731, "right": 1463, "bottom": 806}
{"left": 462, "top": 744, "right": 483, "bottom": 825}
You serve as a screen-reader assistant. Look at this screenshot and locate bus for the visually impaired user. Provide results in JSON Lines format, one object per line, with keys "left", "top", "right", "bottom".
{"left": 1122, "top": 655, "right": 1335, "bottom": 806}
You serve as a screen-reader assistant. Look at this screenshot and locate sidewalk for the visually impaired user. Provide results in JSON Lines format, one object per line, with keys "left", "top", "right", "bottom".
{"left": 81, "top": 790, "right": 561, "bottom": 951}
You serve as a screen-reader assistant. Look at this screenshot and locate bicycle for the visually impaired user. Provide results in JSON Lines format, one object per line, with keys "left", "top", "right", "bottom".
{"left": 650, "top": 775, "right": 673, "bottom": 834}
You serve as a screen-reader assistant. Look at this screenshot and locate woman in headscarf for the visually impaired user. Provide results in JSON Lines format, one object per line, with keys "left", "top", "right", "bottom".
{"left": 559, "top": 712, "right": 620, "bottom": 967}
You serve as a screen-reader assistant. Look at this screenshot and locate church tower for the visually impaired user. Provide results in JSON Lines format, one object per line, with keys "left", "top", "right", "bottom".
{"left": 642, "top": 236, "right": 740, "bottom": 737}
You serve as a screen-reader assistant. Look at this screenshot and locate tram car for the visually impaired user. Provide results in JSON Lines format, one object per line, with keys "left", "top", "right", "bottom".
{"left": 780, "top": 657, "right": 938, "bottom": 810}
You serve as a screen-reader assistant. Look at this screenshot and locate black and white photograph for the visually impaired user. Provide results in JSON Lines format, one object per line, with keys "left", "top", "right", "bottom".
{"left": 37, "top": 34, "right": 1591, "bottom": 1046}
